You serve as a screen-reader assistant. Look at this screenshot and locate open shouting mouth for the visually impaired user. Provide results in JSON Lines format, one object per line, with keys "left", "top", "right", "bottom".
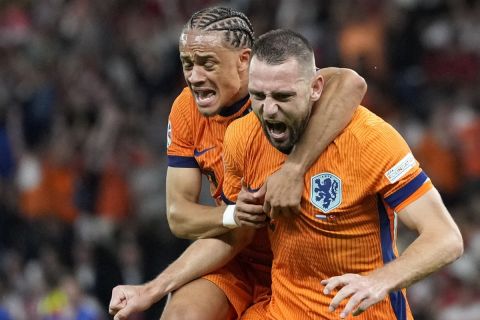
{"left": 193, "top": 88, "right": 216, "bottom": 108}
{"left": 265, "top": 120, "right": 289, "bottom": 142}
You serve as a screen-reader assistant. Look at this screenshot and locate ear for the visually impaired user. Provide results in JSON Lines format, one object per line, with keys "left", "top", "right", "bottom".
{"left": 238, "top": 48, "right": 251, "bottom": 72}
{"left": 311, "top": 73, "right": 324, "bottom": 101}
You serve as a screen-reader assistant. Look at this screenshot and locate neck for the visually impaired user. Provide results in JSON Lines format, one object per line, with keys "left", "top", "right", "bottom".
{"left": 219, "top": 94, "right": 250, "bottom": 117}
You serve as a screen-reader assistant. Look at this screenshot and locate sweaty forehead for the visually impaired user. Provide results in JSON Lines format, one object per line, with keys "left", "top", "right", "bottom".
{"left": 179, "top": 30, "right": 227, "bottom": 52}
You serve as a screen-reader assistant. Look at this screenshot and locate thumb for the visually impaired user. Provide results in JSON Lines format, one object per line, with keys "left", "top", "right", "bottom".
{"left": 263, "top": 200, "right": 271, "bottom": 217}
{"left": 253, "top": 183, "right": 266, "bottom": 199}
{"left": 109, "top": 293, "right": 126, "bottom": 314}
{"left": 114, "top": 306, "right": 134, "bottom": 320}
{"left": 241, "top": 178, "right": 249, "bottom": 190}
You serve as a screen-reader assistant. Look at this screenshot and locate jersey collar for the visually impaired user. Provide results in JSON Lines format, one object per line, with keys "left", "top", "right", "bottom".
{"left": 219, "top": 94, "right": 250, "bottom": 117}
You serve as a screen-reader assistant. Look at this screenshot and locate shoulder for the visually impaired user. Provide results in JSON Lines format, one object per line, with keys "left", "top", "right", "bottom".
{"left": 225, "top": 112, "right": 261, "bottom": 145}
{"left": 227, "top": 112, "right": 260, "bottom": 133}
{"left": 224, "top": 112, "right": 262, "bottom": 164}
{"left": 169, "top": 87, "right": 199, "bottom": 130}
{"left": 171, "top": 87, "right": 196, "bottom": 115}
{"left": 346, "top": 106, "right": 405, "bottom": 147}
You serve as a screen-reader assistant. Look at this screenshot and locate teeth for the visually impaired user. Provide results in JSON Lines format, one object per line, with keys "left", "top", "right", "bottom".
{"left": 197, "top": 91, "right": 214, "bottom": 100}
{"left": 194, "top": 90, "right": 216, "bottom": 107}
{"left": 267, "top": 122, "right": 286, "bottom": 134}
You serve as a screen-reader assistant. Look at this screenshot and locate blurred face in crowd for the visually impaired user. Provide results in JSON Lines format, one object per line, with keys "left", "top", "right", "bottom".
{"left": 179, "top": 29, "right": 250, "bottom": 116}
{"left": 248, "top": 57, "right": 323, "bottom": 153}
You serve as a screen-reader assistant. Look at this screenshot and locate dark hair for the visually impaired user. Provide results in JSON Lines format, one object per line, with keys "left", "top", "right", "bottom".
{"left": 251, "top": 29, "right": 314, "bottom": 68}
{"left": 184, "top": 7, "right": 254, "bottom": 49}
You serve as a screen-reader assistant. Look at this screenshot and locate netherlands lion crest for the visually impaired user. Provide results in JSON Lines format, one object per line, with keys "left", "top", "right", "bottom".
{"left": 310, "top": 172, "right": 342, "bottom": 213}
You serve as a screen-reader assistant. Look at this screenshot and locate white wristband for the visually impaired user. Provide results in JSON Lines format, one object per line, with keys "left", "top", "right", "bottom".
{"left": 222, "top": 205, "right": 239, "bottom": 229}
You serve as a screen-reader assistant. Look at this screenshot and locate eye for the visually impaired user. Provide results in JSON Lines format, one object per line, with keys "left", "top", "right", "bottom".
{"left": 204, "top": 61, "right": 216, "bottom": 70}
{"left": 250, "top": 93, "right": 265, "bottom": 100}
{"left": 182, "top": 62, "right": 193, "bottom": 70}
{"left": 273, "top": 94, "right": 293, "bottom": 102}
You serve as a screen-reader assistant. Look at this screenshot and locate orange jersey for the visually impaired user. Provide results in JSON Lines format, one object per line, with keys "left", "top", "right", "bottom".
{"left": 223, "top": 107, "right": 433, "bottom": 320}
{"left": 167, "top": 87, "right": 252, "bottom": 200}
{"left": 167, "top": 87, "right": 272, "bottom": 317}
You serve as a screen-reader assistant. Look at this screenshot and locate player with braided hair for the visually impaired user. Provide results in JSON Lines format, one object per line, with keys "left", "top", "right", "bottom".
{"left": 187, "top": 7, "right": 254, "bottom": 49}
{"left": 109, "top": 6, "right": 366, "bottom": 320}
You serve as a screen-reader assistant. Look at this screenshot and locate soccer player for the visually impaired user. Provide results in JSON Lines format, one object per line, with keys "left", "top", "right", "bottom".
{"left": 109, "top": 7, "right": 366, "bottom": 320}
{"left": 218, "top": 29, "right": 463, "bottom": 319}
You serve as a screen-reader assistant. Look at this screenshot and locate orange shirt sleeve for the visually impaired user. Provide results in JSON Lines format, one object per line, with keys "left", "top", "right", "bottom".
{"left": 360, "top": 115, "right": 433, "bottom": 212}
{"left": 167, "top": 88, "right": 198, "bottom": 168}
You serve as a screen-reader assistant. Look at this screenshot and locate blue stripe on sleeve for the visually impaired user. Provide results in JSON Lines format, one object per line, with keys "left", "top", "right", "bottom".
{"left": 384, "top": 171, "right": 428, "bottom": 209}
{"left": 220, "top": 184, "right": 259, "bottom": 204}
{"left": 378, "top": 195, "right": 396, "bottom": 264}
{"left": 167, "top": 155, "right": 199, "bottom": 168}
{"left": 389, "top": 291, "right": 407, "bottom": 320}
{"left": 377, "top": 195, "right": 407, "bottom": 320}
{"left": 220, "top": 191, "right": 235, "bottom": 205}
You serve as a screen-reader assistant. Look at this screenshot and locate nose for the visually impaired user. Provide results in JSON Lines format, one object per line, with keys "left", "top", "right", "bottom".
{"left": 263, "top": 98, "right": 279, "bottom": 118}
{"left": 187, "top": 66, "right": 206, "bottom": 85}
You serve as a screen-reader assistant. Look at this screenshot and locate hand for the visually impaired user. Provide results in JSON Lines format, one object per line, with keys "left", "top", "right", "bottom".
{"left": 234, "top": 180, "right": 267, "bottom": 228}
{"left": 109, "top": 284, "right": 155, "bottom": 320}
{"left": 321, "top": 274, "right": 389, "bottom": 319}
{"left": 256, "top": 164, "right": 304, "bottom": 219}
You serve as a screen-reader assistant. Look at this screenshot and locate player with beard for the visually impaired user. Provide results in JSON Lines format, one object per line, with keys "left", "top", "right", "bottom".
{"left": 109, "top": 7, "right": 367, "bottom": 320}
{"left": 219, "top": 29, "right": 463, "bottom": 319}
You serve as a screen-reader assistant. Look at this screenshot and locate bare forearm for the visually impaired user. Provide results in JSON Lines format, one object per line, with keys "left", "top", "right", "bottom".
{"left": 374, "top": 190, "right": 464, "bottom": 292}
{"left": 145, "top": 229, "right": 252, "bottom": 303}
{"left": 370, "top": 230, "right": 463, "bottom": 292}
{"left": 166, "top": 167, "right": 232, "bottom": 239}
{"left": 287, "top": 68, "right": 366, "bottom": 171}
{"left": 322, "top": 190, "right": 463, "bottom": 318}
{"left": 167, "top": 201, "right": 230, "bottom": 239}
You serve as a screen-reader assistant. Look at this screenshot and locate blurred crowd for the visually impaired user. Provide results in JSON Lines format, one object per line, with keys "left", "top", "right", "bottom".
{"left": 0, "top": 0, "right": 478, "bottom": 319}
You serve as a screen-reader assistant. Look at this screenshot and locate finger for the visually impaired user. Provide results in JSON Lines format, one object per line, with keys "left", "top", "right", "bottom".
{"left": 352, "top": 306, "right": 365, "bottom": 317}
{"left": 109, "top": 292, "right": 126, "bottom": 314}
{"left": 340, "top": 292, "right": 367, "bottom": 319}
{"left": 266, "top": 200, "right": 295, "bottom": 218}
{"left": 263, "top": 201, "right": 272, "bottom": 217}
{"left": 322, "top": 275, "right": 352, "bottom": 295}
{"left": 236, "top": 203, "right": 265, "bottom": 215}
{"left": 236, "top": 212, "right": 267, "bottom": 223}
{"left": 109, "top": 302, "right": 120, "bottom": 314}
{"left": 241, "top": 178, "right": 249, "bottom": 190}
{"left": 238, "top": 195, "right": 261, "bottom": 206}
{"left": 114, "top": 305, "right": 134, "bottom": 320}
{"left": 253, "top": 183, "right": 266, "bottom": 200}
{"left": 329, "top": 286, "right": 355, "bottom": 312}
{"left": 240, "top": 221, "right": 267, "bottom": 228}
{"left": 250, "top": 223, "right": 267, "bottom": 228}
{"left": 109, "top": 304, "right": 123, "bottom": 315}
{"left": 238, "top": 189, "right": 261, "bottom": 204}
{"left": 269, "top": 206, "right": 281, "bottom": 220}
{"left": 109, "top": 299, "right": 127, "bottom": 315}
{"left": 109, "top": 288, "right": 122, "bottom": 305}
{"left": 352, "top": 298, "right": 374, "bottom": 316}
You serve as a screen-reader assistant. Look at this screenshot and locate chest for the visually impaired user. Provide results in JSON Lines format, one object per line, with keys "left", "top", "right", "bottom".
{"left": 245, "top": 140, "right": 369, "bottom": 213}
{"left": 192, "top": 120, "right": 229, "bottom": 187}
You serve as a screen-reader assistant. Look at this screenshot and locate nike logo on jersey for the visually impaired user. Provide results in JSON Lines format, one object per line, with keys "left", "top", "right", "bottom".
{"left": 194, "top": 146, "right": 215, "bottom": 157}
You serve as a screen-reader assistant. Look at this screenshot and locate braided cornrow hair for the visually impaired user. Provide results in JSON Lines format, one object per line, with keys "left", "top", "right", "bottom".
{"left": 185, "top": 7, "right": 255, "bottom": 49}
